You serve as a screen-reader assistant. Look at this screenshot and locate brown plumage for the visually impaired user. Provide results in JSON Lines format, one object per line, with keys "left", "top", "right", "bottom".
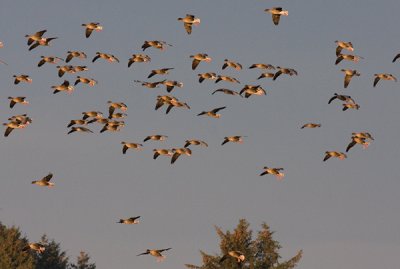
{"left": 346, "top": 136, "right": 370, "bottom": 152}
{"left": 67, "top": 126, "right": 93, "bottom": 134}
{"left": 221, "top": 136, "right": 246, "bottom": 145}
{"left": 117, "top": 216, "right": 140, "bottom": 224}
{"left": 260, "top": 167, "right": 285, "bottom": 179}
{"left": 137, "top": 248, "right": 172, "bottom": 262}
{"left": 222, "top": 59, "right": 242, "bottom": 70}
{"left": 373, "top": 73, "right": 397, "bottom": 87}
{"left": 328, "top": 93, "right": 355, "bottom": 104}
{"left": 197, "top": 106, "right": 226, "bottom": 118}
{"left": 273, "top": 67, "right": 298, "bottom": 80}
{"left": 239, "top": 85, "right": 266, "bottom": 98}
{"left": 171, "top": 148, "right": 192, "bottom": 164}
{"left": 128, "top": 54, "right": 150, "bottom": 67}
{"left": 143, "top": 135, "right": 168, "bottom": 142}
{"left": 342, "top": 103, "right": 360, "bottom": 111}
{"left": 31, "top": 173, "right": 54, "bottom": 187}
{"left": 52, "top": 80, "right": 74, "bottom": 94}
{"left": 335, "top": 54, "right": 363, "bottom": 65}
{"left": 8, "top": 96, "right": 29, "bottom": 108}
{"left": 153, "top": 149, "right": 174, "bottom": 159}
{"left": 323, "top": 151, "right": 347, "bottom": 161}
{"left": 184, "top": 139, "right": 208, "bottom": 148}
{"left": 66, "top": 51, "right": 87, "bottom": 63}
{"left": 92, "top": 52, "right": 119, "bottom": 63}
{"left": 82, "top": 22, "right": 103, "bottom": 38}
{"left": 300, "top": 123, "right": 321, "bottom": 129}
{"left": 190, "top": 54, "right": 212, "bottom": 70}
{"left": 13, "top": 75, "right": 32, "bottom": 85}
{"left": 341, "top": 69, "right": 360, "bottom": 88}
{"left": 178, "top": 14, "right": 200, "bottom": 34}
{"left": 142, "top": 40, "right": 172, "bottom": 51}
{"left": 264, "top": 7, "right": 289, "bottom": 25}
{"left": 38, "top": 56, "right": 63, "bottom": 67}
{"left": 215, "top": 75, "right": 240, "bottom": 84}
{"left": 74, "top": 76, "right": 97, "bottom": 86}
{"left": 249, "top": 63, "right": 275, "bottom": 70}
{"left": 335, "top": 40, "right": 354, "bottom": 56}
{"left": 29, "top": 37, "right": 57, "bottom": 51}
{"left": 161, "top": 80, "right": 184, "bottom": 92}
{"left": 121, "top": 142, "right": 143, "bottom": 154}
{"left": 148, "top": 68, "right": 174, "bottom": 79}
{"left": 25, "top": 30, "right": 47, "bottom": 46}
{"left": 212, "top": 88, "right": 241, "bottom": 96}
{"left": 198, "top": 73, "right": 217, "bottom": 83}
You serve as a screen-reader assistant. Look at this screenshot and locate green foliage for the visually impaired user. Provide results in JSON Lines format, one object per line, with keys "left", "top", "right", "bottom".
{"left": 70, "top": 251, "right": 96, "bottom": 269}
{"left": 34, "top": 234, "right": 69, "bottom": 269}
{"left": 186, "top": 219, "right": 302, "bottom": 269}
{"left": 0, "top": 222, "right": 36, "bottom": 269}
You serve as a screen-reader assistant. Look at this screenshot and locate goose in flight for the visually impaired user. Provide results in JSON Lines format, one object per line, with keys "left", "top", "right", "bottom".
{"left": 67, "top": 126, "right": 94, "bottom": 134}
{"left": 197, "top": 106, "right": 226, "bottom": 118}
{"left": 121, "top": 142, "right": 143, "bottom": 154}
{"left": 13, "top": 75, "right": 32, "bottom": 84}
{"left": 128, "top": 54, "right": 151, "bottom": 67}
{"left": 373, "top": 73, "right": 397, "bottom": 87}
{"left": 352, "top": 132, "right": 374, "bottom": 141}
{"left": 52, "top": 80, "right": 74, "bottom": 94}
{"left": 221, "top": 136, "right": 246, "bottom": 145}
{"left": 198, "top": 72, "right": 217, "bottom": 83}
{"left": 66, "top": 51, "right": 87, "bottom": 63}
{"left": 328, "top": 93, "right": 355, "bottom": 104}
{"left": 342, "top": 103, "right": 360, "bottom": 111}
{"left": 178, "top": 14, "right": 200, "bottom": 34}
{"left": 25, "top": 30, "right": 47, "bottom": 46}
{"left": 323, "top": 151, "right": 347, "bottom": 161}
{"left": 31, "top": 173, "right": 54, "bottom": 188}
{"left": 335, "top": 40, "right": 354, "bottom": 56}
{"left": 37, "top": 56, "right": 63, "bottom": 67}
{"left": 190, "top": 53, "right": 212, "bottom": 70}
{"left": 273, "top": 67, "right": 297, "bottom": 80}
{"left": 341, "top": 69, "right": 360, "bottom": 88}
{"left": 74, "top": 76, "right": 97, "bottom": 86}
{"left": 301, "top": 123, "right": 321, "bottom": 129}
{"left": 220, "top": 251, "right": 245, "bottom": 263}
{"left": 215, "top": 75, "right": 240, "bottom": 84}
{"left": 117, "top": 216, "right": 140, "bottom": 224}
{"left": 82, "top": 22, "right": 103, "bottom": 38}
{"left": 265, "top": 7, "right": 288, "bottom": 25}
{"left": 184, "top": 139, "right": 208, "bottom": 148}
{"left": 142, "top": 40, "right": 172, "bottom": 51}
{"left": 137, "top": 248, "right": 172, "bottom": 262}
{"left": 8, "top": 96, "right": 29, "bottom": 108}
{"left": 148, "top": 68, "right": 174, "bottom": 79}
{"left": 240, "top": 85, "right": 266, "bottom": 98}
{"left": 260, "top": 167, "right": 285, "bottom": 180}
{"left": 143, "top": 135, "right": 168, "bottom": 142}
{"left": 22, "top": 243, "right": 46, "bottom": 254}
{"left": 171, "top": 148, "right": 192, "bottom": 164}
{"left": 222, "top": 59, "right": 242, "bottom": 70}
{"left": 346, "top": 136, "right": 370, "bottom": 152}
{"left": 249, "top": 63, "right": 275, "bottom": 70}
{"left": 335, "top": 54, "right": 363, "bottom": 65}
{"left": 29, "top": 37, "right": 58, "bottom": 51}
{"left": 212, "top": 88, "right": 241, "bottom": 96}
{"left": 153, "top": 149, "right": 174, "bottom": 159}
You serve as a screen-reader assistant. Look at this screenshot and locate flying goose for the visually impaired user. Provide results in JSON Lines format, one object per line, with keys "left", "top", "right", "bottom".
{"left": 260, "top": 167, "right": 285, "bottom": 179}
{"left": 323, "top": 151, "right": 347, "bottom": 161}
{"left": 128, "top": 54, "right": 151, "bottom": 67}
{"left": 74, "top": 76, "right": 97, "bottom": 86}
{"left": 301, "top": 123, "right": 321, "bottom": 129}
{"left": 29, "top": 37, "right": 58, "bottom": 51}
{"left": 335, "top": 54, "right": 363, "bottom": 65}
{"left": 161, "top": 80, "right": 184, "bottom": 92}
{"left": 328, "top": 93, "right": 355, "bottom": 104}
{"left": 109, "top": 113, "right": 127, "bottom": 119}
{"left": 165, "top": 99, "right": 190, "bottom": 114}
{"left": 3, "top": 121, "right": 29, "bottom": 137}
{"left": 142, "top": 40, "right": 172, "bottom": 51}
{"left": 335, "top": 40, "right": 354, "bottom": 56}
{"left": 184, "top": 139, "right": 208, "bottom": 148}
{"left": 67, "top": 119, "right": 87, "bottom": 128}
{"left": 143, "top": 135, "right": 168, "bottom": 142}
{"left": 273, "top": 67, "right": 298, "bottom": 80}
{"left": 346, "top": 136, "right": 370, "bottom": 152}
{"left": 198, "top": 72, "right": 217, "bottom": 83}
{"left": 221, "top": 136, "right": 246, "bottom": 145}
{"left": 249, "top": 63, "right": 275, "bottom": 70}
{"left": 342, "top": 103, "right": 360, "bottom": 111}
{"left": 117, "top": 216, "right": 140, "bottom": 224}
{"left": 32, "top": 173, "right": 54, "bottom": 187}
{"left": 92, "top": 52, "right": 119, "bottom": 63}
{"left": 82, "top": 22, "right": 103, "bottom": 38}
{"left": 66, "top": 51, "right": 87, "bottom": 63}
{"left": 215, "top": 75, "right": 240, "bottom": 84}
{"left": 52, "top": 80, "right": 74, "bottom": 94}
{"left": 341, "top": 69, "right": 360, "bottom": 88}
{"left": 38, "top": 56, "right": 63, "bottom": 67}
{"left": 222, "top": 59, "right": 242, "bottom": 70}
{"left": 137, "top": 248, "right": 172, "bottom": 262}
{"left": 100, "top": 121, "right": 125, "bottom": 133}
{"left": 13, "top": 75, "right": 32, "bottom": 84}
{"left": 67, "top": 126, "right": 94, "bottom": 134}
{"left": 373, "top": 73, "right": 397, "bottom": 87}
{"left": 220, "top": 251, "right": 245, "bottom": 263}
{"left": 82, "top": 111, "right": 103, "bottom": 120}
{"left": 171, "top": 148, "right": 192, "bottom": 164}
{"left": 212, "top": 88, "right": 241, "bottom": 96}
{"left": 25, "top": 30, "right": 47, "bottom": 46}
{"left": 197, "top": 106, "right": 226, "bottom": 118}
{"left": 153, "top": 149, "right": 174, "bottom": 159}
{"left": 134, "top": 80, "right": 165, "bottom": 89}
{"left": 178, "top": 14, "right": 200, "bottom": 34}
{"left": 190, "top": 53, "right": 212, "bottom": 70}
{"left": 56, "top": 65, "right": 75, "bottom": 77}
{"left": 8, "top": 96, "right": 29, "bottom": 108}
{"left": 148, "top": 68, "right": 174, "bottom": 79}
{"left": 121, "top": 142, "right": 143, "bottom": 154}
{"left": 22, "top": 243, "right": 45, "bottom": 254}
{"left": 240, "top": 85, "right": 266, "bottom": 98}
{"left": 392, "top": 53, "right": 400, "bottom": 63}
{"left": 352, "top": 132, "right": 374, "bottom": 141}
{"left": 265, "top": 7, "right": 288, "bottom": 25}
{"left": 257, "top": 72, "right": 275, "bottom": 80}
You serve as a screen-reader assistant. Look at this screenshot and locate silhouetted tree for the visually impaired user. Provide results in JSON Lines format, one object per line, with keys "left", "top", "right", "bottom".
{"left": 0, "top": 222, "right": 36, "bottom": 269}
{"left": 70, "top": 251, "right": 96, "bottom": 269}
{"left": 185, "top": 219, "right": 302, "bottom": 269}
{"left": 35, "top": 234, "right": 68, "bottom": 269}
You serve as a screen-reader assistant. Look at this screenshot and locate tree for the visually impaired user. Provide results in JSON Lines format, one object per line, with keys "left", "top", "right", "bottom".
{"left": 34, "top": 234, "right": 69, "bottom": 269}
{"left": 70, "top": 251, "right": 96, "bottom": 269}
{"left": 0, "top": 222, "right": 36, "bottom": 269}
{"left": 185, "top": 219, "right": 302, "bottom": 269}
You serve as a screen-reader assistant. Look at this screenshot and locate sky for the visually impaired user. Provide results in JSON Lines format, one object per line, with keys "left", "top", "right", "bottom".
{"left": 1, "top": 0, "right": 400, "bottom": 268}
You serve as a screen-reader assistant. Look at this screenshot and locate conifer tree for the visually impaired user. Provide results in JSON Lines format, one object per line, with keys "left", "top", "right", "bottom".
{"left": 34, "top": 234, "right": 69, "bottom": 269}
{"left": 70, "top": 251, "right": 96, "bottom": 269}
{"left": 185, "top": 219, "right": 302, "bottom": 269}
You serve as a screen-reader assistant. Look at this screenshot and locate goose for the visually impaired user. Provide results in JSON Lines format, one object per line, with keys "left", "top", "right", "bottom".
{"left": 342, "top": 103, "right": 360, "bottom": 111}
{"left": 346, "top": 136, "right": 370, "bottom": 152}
{"left": 153, "top": 149, "right": 174, "bottom": 159}
{"left": 108, "top": 101, "right": 128, "bottom": 117}
{"left": 56, "top": 65, "right": 75, "bottom": 77}
{"left": 143, "top": 135, "right": 168, "bottom": 142}
{"left": 215, "top": 75, "right": 240, "bottom": 84}
{"left": 13, "top": 75, "right": 32, "bottom": 84}
{"left": 335, "top": 54, "right": 363, "bottom": 65}
{"left": 341, "top": 69, "right": 360, "bottom": 88}
{"left": 142, "top": 40, "right": 172, "bottom": 51}
{"left": 128, "top": 54, "right": 151, "bottom": 67}
{"left": 29, "top": 37, "right": 57, "bottom": 51}
{"left": 67, "top": 126, "right": 93, "bottom": 134}
{"left": 100, "top": 121, "right": 125, "bottom": 133}
{"left": 265, "top": 7, "right": 288, "bottom": 25}
{"left": 373, "top": 73, "right": 397, "bottom": 87}
{"left": 212, "top": 88, "right": 241, "bottom": 96}
{"left": 155, "top": 95, "right": 178, "bottom": 110}
{"left": 162, "top": 80, "right": 183, "bottom": 92}
{"left": 67, "top": 119, "right": 87, "bottom": 128}
{"left": 323, "top": 151, "right": 347, "bottom": 161}
{"left": 335, "top": 40, "right": 354, "bottom": 56}
{"left": 190, "top": 53, "right": 212, "bottom": 70}
{"left": 328, "top": 93, "right": 355, "bottom": 104}
{"left": 3, "top": 121, "right": 29, "bottom": 137}
{"left": 92, "top": 52, "right": 119, "bottom": 63}
{"left": 82, "top": 111, "right": 103, "bottom": 120}
{"left": 352, "top": 132, "right": 374, "bottom": 141}
{"left": 178, "top": 14, "right": 200, "bottom": 34}
{"left": 25, "top": 30, "right": 47, "bottom": 46}
{"left": 8, "top": 96, "right": 29, "bottom": 108}
{"left": 82, "top": 22, "right": 103, "bottom": 38}
{"left": 249, "top": 63, "right": 275, "bottom": 70}
{"left": 171, "top": 148, "right": 192, "bottom": 164}
{"left": 198, "top": 72, "right": 217, "bottom": 83}
{"left": 87, "top": 118, "right": 109, "bottom": 125}
{"left": 137, "top": 248, "right": 172, "bottom": 262}
{"left": 109, "top": 113, "right": 127, "bottom": 119}
{"left": 72, "top": 65, "right": 88, "bottom": 73}
{"left": 117, "top": 216, "right": 140, "bottom": 224}
{"left": 8, "top": 114, "right": 29, "bottom": 122}
{"left": 165, "top": 100, "right": 190, "bottom": 114}
{"left": 301, "top": 123, "right": 321, "bottom": 129}
{"left": 273, "top": 67, "right": 297, "bottom": 80}
{"left": 260, "top": 167, "right": 285, "bottom": 179}
{"left": 66, "top": 51, "right": 87, "bottom": 63}
{"left": 32, "top": 173, "right": 54, "bottom": 187}
{"left": 52, "top": 80, "right": 74, "bottom": 94}
{"left": 240, "top": 85, "right": 266, "bottom": 98}
{"left": 257, "top": 72, "right": 275, "bottom": 80}
{"left": 121, "top": 142, "right": 143, "bottom": 154}
{"left": 38, "top": 56, "right": 63, "bottom": 67}
{"left": 148, "top": 68, "right": 174, "bottom": 79}
{"left": 220, "top": 251, "right": 245, "bottom": 263}
{"left": 74, "top": 76, "right": 97, "bottom": 86}
{"left": 197, "top": 106, "right": 226, "bottom": 118}
{"left": 222, "top": 59, "right": 242, "bottom": 70}
{"left": 221, "top": 136, "right": 246, "bottom": 145}
{"left": 22, "top": 243, "right": 45, "bottom": 254}
{"left": 134, "top": 80, "right": 165, "bottom": 89}
{"left": 184, "top": 139, "right": 208, "bottom": 148}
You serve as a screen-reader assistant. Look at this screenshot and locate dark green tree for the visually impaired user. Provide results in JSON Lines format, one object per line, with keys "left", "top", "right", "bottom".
{"left": 35, "top": 234, "right": 69, "bottom": 269}
{"left": 0, "top": 222, "right": 36, "bottom": 269}
{"left": 70, "top": 251, "right": 96, "bottom": 269}
{"left": 186, "top": 219, "right": 302, "bottom": 269}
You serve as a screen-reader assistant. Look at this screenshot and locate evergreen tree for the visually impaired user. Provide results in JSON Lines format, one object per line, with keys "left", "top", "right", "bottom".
{"left": 0, "top": 222, "right": 36, "bottom": 269}
{"left": 185, "top": 219, "right": 302, "bottom": 269}
{"left": 35, "top": 234, "right": 69, "bottom": 269}
{"left": 70, "top": 251, "right": 96, "bottom": 269}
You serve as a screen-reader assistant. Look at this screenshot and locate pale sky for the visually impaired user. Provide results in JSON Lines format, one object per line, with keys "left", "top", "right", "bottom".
{"left": 1, "top": 0, "right": 400, "bottom": 268}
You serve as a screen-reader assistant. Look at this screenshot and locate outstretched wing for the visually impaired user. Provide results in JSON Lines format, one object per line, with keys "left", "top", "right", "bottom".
{"left": 272, "top": 14, "right": 281, "bottom": 25}
{"left": 42, "top": 173, "right": 53, "bottom": 182}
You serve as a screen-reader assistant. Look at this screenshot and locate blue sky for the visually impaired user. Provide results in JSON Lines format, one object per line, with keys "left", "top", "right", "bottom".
{"left": 1, "top": 0, "right": 400, "bottom": 268}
